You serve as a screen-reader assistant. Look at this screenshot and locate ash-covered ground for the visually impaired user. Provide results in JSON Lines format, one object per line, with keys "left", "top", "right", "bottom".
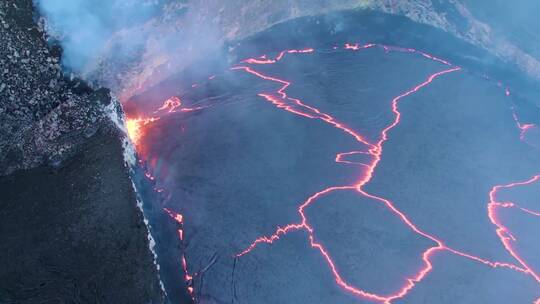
{"left": 129, "top": 11, "right": 540, "bottom": 304}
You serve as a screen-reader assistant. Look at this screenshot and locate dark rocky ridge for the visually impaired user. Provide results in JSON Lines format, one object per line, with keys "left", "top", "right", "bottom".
{"left": 0, "top": 0, "right": 164, "bottom": 302}
{"left": 0, "top": 0, "right": 106, "bottom": 176}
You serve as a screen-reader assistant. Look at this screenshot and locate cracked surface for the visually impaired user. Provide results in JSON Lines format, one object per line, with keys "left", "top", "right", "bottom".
{"left": 129, "top": 41, "right": 540, "bottom": 303}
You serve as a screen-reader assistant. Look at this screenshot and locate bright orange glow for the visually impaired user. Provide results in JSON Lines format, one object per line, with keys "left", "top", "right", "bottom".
{"left": 164, "top": 207, "right": 195, "bottom": 299}
{"left": 125, "top": 94, "right": 209, "bottom": 149}
{"left": 125, "top": 119, "right": 141, "bottom": 144}
{"left": 126, "top": 117, "right": 159, "bottom": 145}
{"left": 127, "top": 94, "right": 209, "bottom": 300}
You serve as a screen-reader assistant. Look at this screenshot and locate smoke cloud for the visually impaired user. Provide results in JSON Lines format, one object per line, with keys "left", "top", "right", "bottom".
{"left": 35, "top": 0, "right": 540, "bottom": 103}
{"left": 36, "top": 0, "right": 160, "bottom": 72}
{"left": 35, "top": 0, "right": 224, "bottom": 101}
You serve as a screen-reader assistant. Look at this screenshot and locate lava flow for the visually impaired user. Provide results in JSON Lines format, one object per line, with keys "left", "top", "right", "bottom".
{"left": 127, "top": 41, "right": 539, "bottom": 303}
{"left": 164, "top": 208, "right": 196, "bottom": 299}
{"left": 126, "top": 117, "right": 160, "bottom": 146}
{"left": 125, "top": 92, "right": 217, "bottom": 301}
{"left": 488, "top": 174, "right": 540, "bottom": 283}
{"left": 126, "top": 95, "right": 209, "bottom": 147}
{"left": 230, "top": 43, "right": 540, "bottom": 303}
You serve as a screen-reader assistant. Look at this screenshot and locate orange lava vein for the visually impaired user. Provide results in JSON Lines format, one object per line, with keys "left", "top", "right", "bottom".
{"left": 520, "top": 207, "right": 540, "bottom": 217}
{"left": 488, "top": 174, "right": 540, "bottom": 283}
{"left": 512, "top": 110, "right": 536, "bottom": 141}
{"left": 232, "top": 45, "right": 536, "bottom": 303}
{"left": 164, "top": 208, "right": 196, "bottom": 298}
{"left": 126, "top": 94, "right": 210, "bottom": 147}
{"left": 132, "top": 42, "right": 539, "bottom": 303}
{"left": 156, "top": 96, "right": 183, "bottom": 113}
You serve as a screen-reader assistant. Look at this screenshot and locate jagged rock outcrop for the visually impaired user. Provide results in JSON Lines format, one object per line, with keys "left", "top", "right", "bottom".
{"left": 0, "top": 0, "right": 108, "bottom": 175}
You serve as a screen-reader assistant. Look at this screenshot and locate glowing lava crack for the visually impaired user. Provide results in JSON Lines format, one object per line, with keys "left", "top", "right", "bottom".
{"left": 229, "top": 44, "right": 540, "bottom": 303}
{"left": 128, "top": 42, "right": 540, "bottom": 303}
{"left": 488, "top": 175, "right": 540, "bottom": 283}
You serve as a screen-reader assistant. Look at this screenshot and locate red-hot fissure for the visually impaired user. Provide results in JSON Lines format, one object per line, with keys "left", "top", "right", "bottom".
{"left": 129, "top": 43, "right": 540, "bottom": 303}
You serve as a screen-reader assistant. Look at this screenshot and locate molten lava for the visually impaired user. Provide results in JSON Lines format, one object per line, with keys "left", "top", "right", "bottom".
{"left": 129, "top": 41, "right": 539, "bottom": 303}
{"left": 488, "top": 175, "right": 540, "bottom": 283}
{"left": 164, "top": 208, "right": 196, "bottom": 300}
{"left": 156, "top": 96, "right": 182, "bottom": 113}
{"left": 126, "top": 117, "right": 160, "bottom": 146}
{"left": 231, "top": 44, "right": 540, "bottom": 302}
{"left": 125, "top": 94, "right": 211, "bottom": 147}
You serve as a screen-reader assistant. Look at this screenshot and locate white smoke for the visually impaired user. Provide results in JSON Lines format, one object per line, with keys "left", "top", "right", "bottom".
{"left": 36, "top": 0, "right": 160, "bottom": 71}
{"left": 35, "top": 0, "right": 222, "bottom": 101}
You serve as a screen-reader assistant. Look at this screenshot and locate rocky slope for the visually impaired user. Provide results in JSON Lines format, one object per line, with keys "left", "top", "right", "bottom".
{"left": 0, "top": 1, "right": 165, "bottom": 302}
{"left": 0, "top": 0, "right": 107, "bottom": 175}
